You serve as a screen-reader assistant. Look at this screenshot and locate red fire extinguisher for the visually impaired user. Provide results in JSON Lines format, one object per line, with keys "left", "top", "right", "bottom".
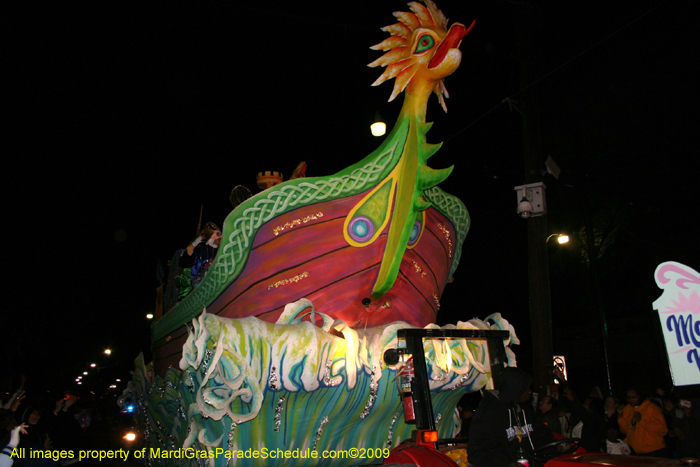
{"left": 399, "top": 357, "right": 416, "bottom": 423}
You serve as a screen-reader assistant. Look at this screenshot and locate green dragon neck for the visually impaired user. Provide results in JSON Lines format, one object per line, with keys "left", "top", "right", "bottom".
{"left": 370, "top": 88, "right": 454, "bottom": 299}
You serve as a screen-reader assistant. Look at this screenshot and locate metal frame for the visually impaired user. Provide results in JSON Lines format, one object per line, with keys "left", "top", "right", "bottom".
{"left": 396, "top": 328, "right": 510, "bottom": 432}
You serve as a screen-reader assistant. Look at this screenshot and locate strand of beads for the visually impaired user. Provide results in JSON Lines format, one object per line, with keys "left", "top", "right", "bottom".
{"left": 274, "top": 397, "right": 285, "bottom": 432}
{"left": 360, "top": 363, "right": 379, "bottom": 419}
{"left": 386, "top": 412, "right": 400, "bottom": 449}
{"left": 312, "top": 416, "right": 329, "bottom": 452}
{"left": 268, "top": 366, "right": 279, "bottom": 390}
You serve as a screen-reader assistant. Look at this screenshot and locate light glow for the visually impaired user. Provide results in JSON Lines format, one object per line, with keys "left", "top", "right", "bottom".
{"left": 124, "top": 432, "right": 137, "bottom": 441}
{"left": 370, "top": 121, "right": 386, "bottom": 137}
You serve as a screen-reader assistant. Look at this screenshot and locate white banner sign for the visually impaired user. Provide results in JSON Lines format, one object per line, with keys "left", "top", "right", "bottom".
{"left": 653, "top": 261, "right": 700, "bottom": 386}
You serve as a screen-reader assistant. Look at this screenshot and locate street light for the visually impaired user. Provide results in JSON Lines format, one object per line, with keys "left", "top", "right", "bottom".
{"left": 370, "top": 112, "right": 386, "bottom": 137}
{"left": 104, "top": 349, "right": 112, "bottom": 355}
{"left": 546, "top": 233, "right": 569, "bottom": 244}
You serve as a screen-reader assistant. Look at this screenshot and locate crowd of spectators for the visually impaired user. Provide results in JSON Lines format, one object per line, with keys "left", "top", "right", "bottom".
{"left": 461, "top": 366, "right": 699, "bottom": 466}
{"left": 1, "top": 376, "right": 89, "bottom": 467}
{"left": 535, "top": 371, "right": 700, "bottom": 459}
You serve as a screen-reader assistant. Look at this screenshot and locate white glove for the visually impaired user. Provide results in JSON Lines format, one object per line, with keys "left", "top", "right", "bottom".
{"left": 10, "top": 423, "right": 26, "bottom": 447}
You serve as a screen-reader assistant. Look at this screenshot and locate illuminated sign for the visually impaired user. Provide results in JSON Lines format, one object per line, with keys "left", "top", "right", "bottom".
{"left": 653, "top": 262, "right": 700, "bottom": 386}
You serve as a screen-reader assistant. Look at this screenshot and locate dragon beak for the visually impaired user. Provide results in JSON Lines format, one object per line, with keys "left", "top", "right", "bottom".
{"left": 428, "top": 20, "right": 475, "bottom": 69}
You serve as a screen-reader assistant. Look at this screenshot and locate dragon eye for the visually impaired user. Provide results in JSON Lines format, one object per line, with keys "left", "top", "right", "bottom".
{"left": 414, "top": 35, "right": 435, "bottom": 54}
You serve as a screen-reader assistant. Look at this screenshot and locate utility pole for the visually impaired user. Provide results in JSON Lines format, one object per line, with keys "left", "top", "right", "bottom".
{"left": 515, "top": 7, "right": 553, "bottom": 398}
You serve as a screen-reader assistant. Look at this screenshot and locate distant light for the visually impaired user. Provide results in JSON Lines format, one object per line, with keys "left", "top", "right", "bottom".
{"left": 83, "top": 371, "right": 88, "bottom": 375}
{"left": 75, "top": 379, "right": 80, "bottom": 382}
{"left": 104, "top": 349, "right": 112, "bottom": 355}
{"left": 110, "top": 385, "right": 117, "bottom": 389}
{"left": 77, "top": 382, "right": 82, "bottom": 385}
{"left": 370, "top": 112, "right": 386, "bottom": 137}
{"left": 370, "top": 121, "right": 386, "bottom": 137}
{"left": 116, "top": 379, "right": 121, "bottom": 382}
{"left": 124, "top": 432, "right": 137, "bottom": 441}
{"left": 127, "top": 405, "right": 134, "bottom": 413}
{"left": 90, "top": 363, "right": 96, "bottom": 368}
{"left": 146, "top": 313, "right": 154, "bottom": 320}
{"left": 77, "top": 376, "right": 82, "bottom": 380}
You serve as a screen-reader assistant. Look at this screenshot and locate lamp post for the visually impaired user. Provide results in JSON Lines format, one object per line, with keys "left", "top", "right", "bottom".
{"left": 515, "top": 184, "right": 573, "bottom": 398}
{"left": 527, "top": 197, "right": 552, "bottom": 398}
{"left": 510, "top": 2, "right": 557, "bottom": 398}
{"left": 513, "top": 181, "right": 552, "bottom": 397}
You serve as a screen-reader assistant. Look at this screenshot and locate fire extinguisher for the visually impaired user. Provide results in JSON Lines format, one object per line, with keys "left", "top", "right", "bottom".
{"left": 399, "top": 357, "right": 416, "bottom": 423}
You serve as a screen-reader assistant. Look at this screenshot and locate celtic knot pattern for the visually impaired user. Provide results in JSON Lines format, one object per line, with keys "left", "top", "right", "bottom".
{"left": 423, "top": 186, "right": 470, "bottom": 278}
{"left": 154, "top": 142, "right": 400, "bottom": 340}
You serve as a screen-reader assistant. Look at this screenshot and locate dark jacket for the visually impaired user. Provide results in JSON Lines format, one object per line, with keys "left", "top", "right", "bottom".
{"left": 558, "top": 380, "right": 605, "bottom": 452}
{"left": 468, "top": 368, "right": 554, "bottom": 467}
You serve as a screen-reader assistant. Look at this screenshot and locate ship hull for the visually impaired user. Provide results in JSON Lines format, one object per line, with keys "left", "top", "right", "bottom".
{"left": 154, "top": 190, "right": 457, "bottom": 375}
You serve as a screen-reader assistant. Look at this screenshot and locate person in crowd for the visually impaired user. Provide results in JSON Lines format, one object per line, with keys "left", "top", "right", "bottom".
{"left": 661, "top": 394, "right": 681, "bottom": 457}
{"left": 553, "top": 368, "right": 605, "bottom": 452}
{"left": 1, "top": 423, "right": 27, "bottom": 467}
{"left": 20, "top": 405, "right": 51, "bottom": 449}
{"left": 589, "top": 386, "right": 604, "bottom": 402}
{"left": 2, "top": 376, "right": 26, "bottom": 413}
{"left": 0, "top": 409, "right": 55, "bottom": 466}
{"left": 603, "top": 395, "right": 621, "bottom": 431}
{"left": 537, "top": 395, "right": 562, "bottom": 435}
{"left": 468, "top": 367, "right": 554, "bottom": 467}
{"left": 605, "top": 426, "right": 632, "bottom": 455}
{"left": 672, "top": 399, "right": 700, "bottom": 459}
{"left": 456, "top": 392, "right": 479, "bottom": 439}
{"left": 617, "top": 387, "right": 668, "bottom": 457}
{"left": 44, "top": 395, "right": 85, "bottom": 466}
{"left": 555, "top": 394, "right": 573, "bottom": 438}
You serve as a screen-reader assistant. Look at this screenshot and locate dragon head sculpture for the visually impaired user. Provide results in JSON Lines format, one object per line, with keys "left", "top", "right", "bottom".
{"left": 369, "top": 0, "right": 475, "bottom": 112}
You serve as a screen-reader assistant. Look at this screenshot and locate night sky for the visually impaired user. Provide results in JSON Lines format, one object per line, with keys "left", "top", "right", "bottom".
{"left": 3, "top": 0, "right": 697, "bottom": 401}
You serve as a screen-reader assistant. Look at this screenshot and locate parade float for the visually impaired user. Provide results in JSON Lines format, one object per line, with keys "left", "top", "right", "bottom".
{"left": 120, "top": 1, "right": 520, "bottom": 465}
